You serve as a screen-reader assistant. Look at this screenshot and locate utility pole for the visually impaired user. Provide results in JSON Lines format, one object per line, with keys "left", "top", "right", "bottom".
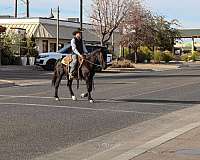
{"left": 56, "top": 6, "right": 60, "bottom": 52}
{"left": 14, "top": 0, "right": 18, "bottom": 18}
{"left": 49, "top": 7, "right": 60, "bottom": 52}
{"left": 80, "top": 0, "right": 83, "bottom": 31}
{"left": 26, "top": 0, "right": 29, "bottom": 17}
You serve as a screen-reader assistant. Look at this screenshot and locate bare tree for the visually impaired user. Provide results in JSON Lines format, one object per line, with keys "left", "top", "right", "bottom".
{"left": 120, "top": 1, "right": 154, "bottom": 52}
{"left": 120, "top": 3, "right": 180, "bottom": 58}
{"left": 90, "top": 0, "right": 132, "bottom": 46}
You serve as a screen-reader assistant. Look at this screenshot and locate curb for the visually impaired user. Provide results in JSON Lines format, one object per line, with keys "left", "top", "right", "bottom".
{"left": 104, "top": 66, "right": 179, "bottom": 73}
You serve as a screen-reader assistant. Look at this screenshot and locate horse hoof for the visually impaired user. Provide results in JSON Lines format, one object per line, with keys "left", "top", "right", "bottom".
{"left": 55, "top": 97, "right": 60, "bottom": 101}
{"left": 81, "top": 93, "right": 85, "bottom": 98}
{"left": 72, "top": 96, "right": 77, "bottom": 101}
{"left": 89, "top": 99, "right": 94, "bottom": 103}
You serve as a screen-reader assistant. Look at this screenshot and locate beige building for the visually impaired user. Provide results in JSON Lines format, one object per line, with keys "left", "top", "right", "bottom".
{"left": 0, "top": 17, "right": 120, "bottom": 53}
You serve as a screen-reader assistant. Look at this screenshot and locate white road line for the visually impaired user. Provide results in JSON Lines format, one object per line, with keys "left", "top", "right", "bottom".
{"left": 0, "top": 94, "right": 186, "bottom": 107}
{"left": 0, "top": 102, "right": 161, "bottom": 115}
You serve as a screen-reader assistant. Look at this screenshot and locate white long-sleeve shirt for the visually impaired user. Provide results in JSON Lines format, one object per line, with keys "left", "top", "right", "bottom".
{"left": 71, "top": 38, "right": 88, "bottom": 56}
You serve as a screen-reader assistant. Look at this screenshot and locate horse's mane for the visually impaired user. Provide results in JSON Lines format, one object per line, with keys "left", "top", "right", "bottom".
{"left": 87, "top": 48, "right": 102, "bottom": 58}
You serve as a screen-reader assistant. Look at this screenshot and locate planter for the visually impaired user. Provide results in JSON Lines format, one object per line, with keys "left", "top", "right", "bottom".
{"left": 29, "top": 57, "right": 35, "bottom": 66}
{"left": 21, "top": 56, "right": 27, "bottom": 66}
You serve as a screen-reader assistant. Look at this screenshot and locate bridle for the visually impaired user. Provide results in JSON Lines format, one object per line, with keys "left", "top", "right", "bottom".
{"left": 82, "top": 50, "right": 105, "bottom": 68}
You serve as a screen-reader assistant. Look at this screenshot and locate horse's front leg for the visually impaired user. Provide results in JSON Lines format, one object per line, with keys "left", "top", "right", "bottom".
{"left": 86, "top": 78, "right": 94, "bottom": 103}
{"left": 68, "top": 79, "right": 77, "bottom": 101}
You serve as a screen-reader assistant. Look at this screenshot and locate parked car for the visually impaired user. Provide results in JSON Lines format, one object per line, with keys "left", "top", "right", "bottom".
{"left": 35, "top": 44, "right": 112, "bottom": 70}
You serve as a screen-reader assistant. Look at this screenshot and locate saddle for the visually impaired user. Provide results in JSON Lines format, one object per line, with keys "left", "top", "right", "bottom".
{"left": 61, "top": 54, "right": 84, "bottom": 66}
{"left": 61, "top": 54, "right": 84, "bottom": 79}
{"left": 61, "top": 54, "right": 73, "bottom": 66}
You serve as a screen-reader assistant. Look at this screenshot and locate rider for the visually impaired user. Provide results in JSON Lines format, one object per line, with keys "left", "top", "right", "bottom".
{"left": 69, "top": 29, "right": 88, "bottom": 79}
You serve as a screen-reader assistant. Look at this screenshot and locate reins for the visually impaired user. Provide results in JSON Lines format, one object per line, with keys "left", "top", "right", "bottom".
{"left": 82, "top": 51, "right": 103, "bottom": 68}
{"left": 84, "top": 59, "right": 102, "bottom": 67}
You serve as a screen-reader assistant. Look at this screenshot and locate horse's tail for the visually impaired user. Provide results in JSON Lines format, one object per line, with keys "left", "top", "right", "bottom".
{"left": 52, "top": 67, "right": 57, "bottom": 87}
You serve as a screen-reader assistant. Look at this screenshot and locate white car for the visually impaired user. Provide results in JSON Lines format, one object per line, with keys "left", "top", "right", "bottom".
{"left": 36, "top": 44, "right": 112, "bottom": 70}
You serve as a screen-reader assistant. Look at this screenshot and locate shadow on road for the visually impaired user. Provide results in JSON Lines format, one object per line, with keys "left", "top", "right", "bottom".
{"left": 112, "top": 98, "right": 200, "bottom": 105}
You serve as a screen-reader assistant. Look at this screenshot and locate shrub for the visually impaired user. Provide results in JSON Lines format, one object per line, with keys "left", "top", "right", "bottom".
{"left": 154, "top": 51, "right": 162, "bottom": 63}
{"left": 1, "top": 46, "right": 14, "bottom": 65}
{"left": 191, "top": 51, "right": 200, "bottom": 61}
{"left": 162, "top": 51, "right": 173, "bottom": 63}
{"left": 180, "top": 54, "right": 189, "bottom": 62}
{"left": 111, "top": 59, "right": 135, "bottom": 68}
{"left": 139, "top": 46, "right": 153, "bottom": 63}
{"left": 12, "top": 55, "right": 22, "bottom": 65}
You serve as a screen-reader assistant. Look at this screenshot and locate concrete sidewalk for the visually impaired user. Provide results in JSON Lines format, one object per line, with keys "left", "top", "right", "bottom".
{"left": 133, "top": 127, "right": 200, "bottom": 160}
{"left": 106, "top": 63, "right": 180, "bottom": 72}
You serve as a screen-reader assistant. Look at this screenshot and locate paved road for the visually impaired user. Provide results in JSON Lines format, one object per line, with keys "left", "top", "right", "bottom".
{"left": 0, "top": 65, "right": 200, "bottom": 160}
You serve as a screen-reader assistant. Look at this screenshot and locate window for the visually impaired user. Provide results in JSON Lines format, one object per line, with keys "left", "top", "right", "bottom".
{"left": 50, "top": 43, "right": 56, "bottom": 52}
{"left": 42, "top": 40, "right": 48, "bottom": 52}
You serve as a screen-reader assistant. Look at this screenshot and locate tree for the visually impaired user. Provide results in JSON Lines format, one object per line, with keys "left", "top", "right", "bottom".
{"left": 120, "top": 7, "right": 180, "bottom": 59}
{"left": 90, "top": 0, "right": 132, "bottom": 46}
{"left": 153, "top": 16, "right": 180, "bottom": 51}
{"left": 119, "top": 1, "right": 155, "bottom": 62}
{"left": 26, "top": 36, "right": 38, "bottom": 57}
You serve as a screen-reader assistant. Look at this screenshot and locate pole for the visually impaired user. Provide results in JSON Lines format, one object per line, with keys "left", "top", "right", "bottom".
{"left": 14, "top": 0, "right": 17, "bottom": 18}
{"left": 80, "top": 0, "right": 83, "bottom": 31}
{"left": 111, "top": 32, "right": 114, "bottom": 52}
{"left": 26, "top": 0, "right": 29, "bottom": 17}
{"left": 56, "top": 6, "right": 60, "bottom": 52}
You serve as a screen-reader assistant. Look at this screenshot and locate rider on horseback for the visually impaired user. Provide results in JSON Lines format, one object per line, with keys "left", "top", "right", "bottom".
{"left": 69, "top": 29, "right": 88, "bottom": 79}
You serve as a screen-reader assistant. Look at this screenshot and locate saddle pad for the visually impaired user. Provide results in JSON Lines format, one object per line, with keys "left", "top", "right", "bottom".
{"left": 61, "top": 54, "right": 72, "bottom": 65}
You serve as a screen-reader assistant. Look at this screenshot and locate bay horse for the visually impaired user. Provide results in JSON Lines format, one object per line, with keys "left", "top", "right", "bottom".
{"left": 52, "top": 48, "right": 107, "bottom": 103}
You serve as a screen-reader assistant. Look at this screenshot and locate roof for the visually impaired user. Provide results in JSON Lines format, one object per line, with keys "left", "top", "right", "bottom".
{"left": 0, "top": 17, "right": 120, "bottom": 42}
{"left": 0, "top": 17, "right": 94, "bottom": 39}
{"left": 2, "top": 23, "right": 39, "bottom": 37}
{"left": 179, "top": 29, "right": 200, "bottom": 38}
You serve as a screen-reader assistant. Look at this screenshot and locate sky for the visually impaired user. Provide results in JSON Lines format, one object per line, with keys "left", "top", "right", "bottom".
{"left": 0, "top": 0, "right": 199, "bottom": 29}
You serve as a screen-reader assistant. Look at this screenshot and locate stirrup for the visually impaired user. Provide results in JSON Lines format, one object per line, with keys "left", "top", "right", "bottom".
{"left": 69, "top": 73, "right": 74, "bottom": 80}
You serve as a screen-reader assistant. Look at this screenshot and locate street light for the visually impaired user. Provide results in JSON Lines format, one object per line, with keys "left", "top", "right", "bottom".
{"left": 50, "top": 6, "right": 60, "bottom": 52}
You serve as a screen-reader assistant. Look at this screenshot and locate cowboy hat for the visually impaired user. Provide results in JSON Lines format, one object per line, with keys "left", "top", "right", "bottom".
{"left": 72, "top": 28, "right": 83, "bottom": 35}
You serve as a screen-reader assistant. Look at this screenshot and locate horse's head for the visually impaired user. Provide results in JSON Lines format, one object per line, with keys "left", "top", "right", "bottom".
{"left": 96, "top": 48, "right": 107, "bottom": 70}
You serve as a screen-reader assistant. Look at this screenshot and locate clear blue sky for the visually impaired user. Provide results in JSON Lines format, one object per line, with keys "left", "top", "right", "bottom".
{"left": 0, "top": 0, "right": 199, "bottom": 28}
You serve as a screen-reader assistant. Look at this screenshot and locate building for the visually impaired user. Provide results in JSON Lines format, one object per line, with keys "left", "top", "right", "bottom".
{"left": 0, "top": 17, "right": 120, "bottom": 53}
{"left": 175, "top": 29, "right": 200, "bottom": 54}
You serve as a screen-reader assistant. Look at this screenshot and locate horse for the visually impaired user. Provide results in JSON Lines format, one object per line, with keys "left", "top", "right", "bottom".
{"left": 52, "top": 48, "right": 107, "bottom": 103}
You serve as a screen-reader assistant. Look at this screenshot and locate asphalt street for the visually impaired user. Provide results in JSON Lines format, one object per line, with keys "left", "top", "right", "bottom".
{"left": 0, "top": 65, "right": 200, "bottom": 160}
